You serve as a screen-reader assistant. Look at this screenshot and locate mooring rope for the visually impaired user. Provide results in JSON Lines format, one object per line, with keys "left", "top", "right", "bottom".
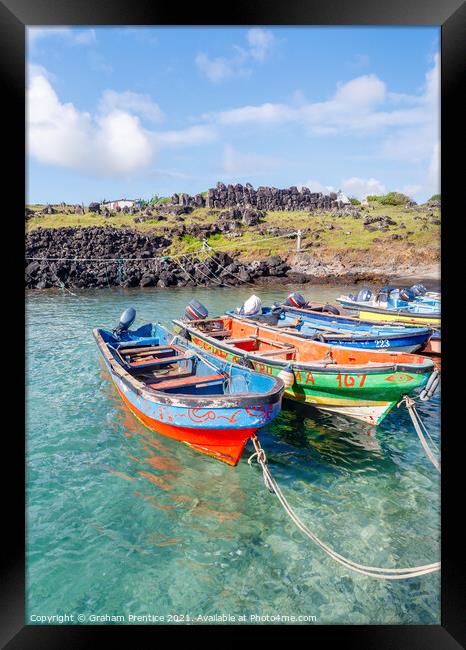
{"left": 248, "top": 436, "right": 440, "bottom": 580}
{"left": 203, "top": 242, "right": 257, "bottom": 288}
{"left": 397, "top": 396, "right": 441, "bottom": 473}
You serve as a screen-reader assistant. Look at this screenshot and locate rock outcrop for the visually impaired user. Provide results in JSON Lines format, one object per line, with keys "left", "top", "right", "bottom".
{"left": 25, "top": 226, "right": 290, "bottom": 290}
{"left": 171, "top": 182, "right": 345, "bottom": 211}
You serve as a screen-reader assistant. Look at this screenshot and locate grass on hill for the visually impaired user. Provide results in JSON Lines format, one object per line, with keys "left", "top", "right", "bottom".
{"left": 25, "top": 201, "right": 440, "bottom": 263}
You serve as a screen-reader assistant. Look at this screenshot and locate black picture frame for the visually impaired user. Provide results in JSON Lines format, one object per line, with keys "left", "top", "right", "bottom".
{"left": 2, "top": 0, "right": 465, "bottom": 646}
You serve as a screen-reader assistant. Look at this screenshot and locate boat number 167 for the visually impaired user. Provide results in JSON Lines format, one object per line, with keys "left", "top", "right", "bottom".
{"left": 375, "top": 339, "right": 390, "bottom": 348}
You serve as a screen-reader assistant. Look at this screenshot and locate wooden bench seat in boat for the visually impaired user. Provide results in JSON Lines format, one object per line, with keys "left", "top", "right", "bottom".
{"left": 261, "top": 347, "right": 297, "bottom": 357}
{"left": 206, "top": 329, "right": 231, "bottom": 339}
{"left": 148, "top": 373, "right": 224, "bottom": 391}
{"left": 128, "top": 353, "right": 193, "bottom": 368}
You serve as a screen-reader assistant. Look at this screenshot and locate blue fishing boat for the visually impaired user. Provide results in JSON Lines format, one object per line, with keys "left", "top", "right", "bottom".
{"left": 336, "top": 285, "right": 441, "bottom": 320}
{"left": 226, "top": 295, "right": 433, "bottom": 352}
{"left": 93, "top": 309, "right": 284, "bottom": 466}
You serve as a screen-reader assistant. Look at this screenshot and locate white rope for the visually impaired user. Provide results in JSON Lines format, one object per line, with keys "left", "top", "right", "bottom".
{"left": 172, "top": 256, "right": 203, "bottom": 286}
{"left": 206, "top": 232, "right": 298, "bottom": 252}
{"left": 203, "top": 242, "right": 257, "bottom": 288}
{"left": 184, "top": 254, "right": 225, "bottom": 287}
{"left": 248, "top": 436, "right": 440, "bottom": 580}
{"left": 398, "top": 396, "right": 441, "bottom": 473}
{"left": 25, "top": 231, "right": 299, "bottom": 263}
{"left": 197, "top": 247, "right": 235, "bottom": 287}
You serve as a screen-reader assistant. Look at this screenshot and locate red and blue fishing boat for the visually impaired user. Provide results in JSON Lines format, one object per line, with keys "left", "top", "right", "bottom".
{"left": 93, "top": 309, "right": 284, "bottom": 466}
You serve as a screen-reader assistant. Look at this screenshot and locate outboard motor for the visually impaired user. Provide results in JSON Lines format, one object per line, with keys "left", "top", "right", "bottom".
{"left": 284, "top": 292, "right": 307, "bottom": 308}
{"left": 410, "top": 283, "right": 427, "bottom": 296}
{"left": 400, "top": 287, "right": 416, "bottom": 302}
{"left": 185, "top": 299, "right": 208, "bottom": 321}
{"left": 240, "top": 295, "right": 262, "bottom": 316}
{"left": 356, "top": 287, "right": 372, "bottom": 302}
{"left": 377, "top": 286, "right": 395, "bottom": 304}
{"left": 113, "top": 307, "right": 136, "bottom": 337}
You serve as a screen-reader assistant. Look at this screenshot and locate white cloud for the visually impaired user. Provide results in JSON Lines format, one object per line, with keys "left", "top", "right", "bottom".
{"left": 301, "top": 180, "right": 335, "bottom": 195}
{"left": 341, "top": 177, "right": 386, "bottom": 199}
{"left": 28, "top": 27, "right": 97, "bottom": 47}
{"left": 28, "top": 71, "right": 152, "bottom": 176}
{"left": 223, "top": 145, "right": 282, "bottom": 176}
{"left": 246, "top": 28, "right": 276, "bottom": 62}
{"left": 214, "top": 73, "right": 387, "bottom": 134}
{"left": 154, "top": 125, "right": 217, "bottom": 147}
{"left": 195, "top": 53, "right": 236, "bottom": 83}
{"left": 196, "top": 28, "right": 276, "bottom": 82}
{"left": 27, "top": 67, "right": 216, "bottom": 177}
{"left": 99, "top": 90, "right": 163, "bottom": 123}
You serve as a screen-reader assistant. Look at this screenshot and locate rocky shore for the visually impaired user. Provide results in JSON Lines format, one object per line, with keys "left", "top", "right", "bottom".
{"left": 25, "top": 225, "right": 439, "bottom": 290}
{"left": 25, "top": 226, "right": 291, "bottom": 290}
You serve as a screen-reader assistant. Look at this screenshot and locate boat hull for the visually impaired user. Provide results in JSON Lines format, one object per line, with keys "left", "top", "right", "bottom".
{"left": 272, "top": 308, "right": 433, "bottom": 352}
{"left": 337, "top": 300, "right": 441, "bottom": 327}
{"left": 116, "top": 383, "right": 254, "bottom": 465}
{"left": 226, "top": 308, "right": 432, "bottom": 352}
{"left": 94, "top": 325, "right": 283, "bottom": 465}
{"left": 177, "top": 323, "right": 433, "bottom": 427}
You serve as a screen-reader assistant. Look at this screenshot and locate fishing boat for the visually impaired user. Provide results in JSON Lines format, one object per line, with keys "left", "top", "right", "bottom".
{"left": 336, "top": 286, "right": 441, "bottom": 327}
{"left": 174, "top": 306, "right": 437, "bottom": 427}
{"left": 225, "top": 307, "right": 433, "bottom": 353}
{"left": 93, "top": 309, "right": 284, "bottom": 466}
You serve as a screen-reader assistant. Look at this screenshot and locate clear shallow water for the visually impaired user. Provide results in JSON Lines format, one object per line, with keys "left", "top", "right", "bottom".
{"left": 26, "top": 284, "right": 440, "bottom": 625}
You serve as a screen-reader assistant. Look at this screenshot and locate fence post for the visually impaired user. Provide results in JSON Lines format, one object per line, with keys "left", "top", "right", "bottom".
{"left": 296, "top": 230, "right": 302, "bottom": 254}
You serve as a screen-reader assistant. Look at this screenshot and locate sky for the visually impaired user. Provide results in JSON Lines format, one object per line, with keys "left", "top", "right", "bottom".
{"left": 27, "top": 26, "right": 440, "bottom": 204}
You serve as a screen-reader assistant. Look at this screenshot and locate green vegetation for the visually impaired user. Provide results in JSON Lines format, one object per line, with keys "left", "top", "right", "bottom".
{"left": 349, "top": 197, "right": 361, "bottom": 205}
{"left": 366, "top": 192, "right": 411, "bottom": 206}
{"left": 428, "top": 194, "right": 440, "bottom": 202}
{"left": 25, "top": 201, "right": 440, "bottom": 264}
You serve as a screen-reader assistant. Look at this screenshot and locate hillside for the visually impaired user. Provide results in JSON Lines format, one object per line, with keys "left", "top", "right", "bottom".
{"left": 25, "top": 200, "right": 440, "bottom": 271}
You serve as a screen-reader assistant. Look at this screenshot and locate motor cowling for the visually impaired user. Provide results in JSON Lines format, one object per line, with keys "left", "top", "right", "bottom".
{"left": 377, "top": 286, "right": 395, "bottom": 303}
{"left": 284, "top": 292, "right": 307, "bottom": 308}
{"left": 410, "top": 283, "right": 427, "bottom": 296}
{"left": 356, "top": 288, "right": 372, "bottom": 302}
{"left": 400, "top": 287, "right": 416, "bottom": 302}
{"left": 114, "top": 307, "right": 136, "bottom": 336}
{"left": 240, "top": 295, "right": 262, "bottom": 316}
{"left": 185, "top": 299, "right": 208, "bottom": 321}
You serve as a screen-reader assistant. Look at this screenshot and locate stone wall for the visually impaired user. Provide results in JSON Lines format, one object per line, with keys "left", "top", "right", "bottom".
{"left": 171, "top": 182, "right": 344, "bottom": 211}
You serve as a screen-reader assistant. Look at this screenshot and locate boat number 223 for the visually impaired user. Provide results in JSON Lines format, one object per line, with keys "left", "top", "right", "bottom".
{"left": 375, "top": 339, "right": 390, "bottom": 348}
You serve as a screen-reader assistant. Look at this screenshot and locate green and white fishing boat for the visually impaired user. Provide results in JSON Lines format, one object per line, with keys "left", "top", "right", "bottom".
{"left": 173, "top": 310, "right": 438, "bottom": 426}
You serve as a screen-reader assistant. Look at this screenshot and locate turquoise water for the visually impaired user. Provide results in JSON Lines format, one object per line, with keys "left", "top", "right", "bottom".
{"left": 26, "top": 285, "right": 440, "bottom": 625}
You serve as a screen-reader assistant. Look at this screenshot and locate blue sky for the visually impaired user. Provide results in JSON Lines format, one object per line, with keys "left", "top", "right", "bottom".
{"left": 27, "top": 26, "right": 440, "bottom": 204}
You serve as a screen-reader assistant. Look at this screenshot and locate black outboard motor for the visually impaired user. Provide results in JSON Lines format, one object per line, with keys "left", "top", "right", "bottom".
{"left": 284, "top": 292, "right": 307, "bottom": 308}
{"left": 114, "top": 307, "right": 136, "bottom": 337}
{"left": 410, "top": 283, "right": 427, "bottom": 296}
{"left": 356, "top": 288, "right": 372, "bottom": 302}
{"left": 400, "top": 287, "right": 416, "bottom": 302}
{"left": 185, "top": 299, "right": 208, "bottom": 321}
{"left": 377, "top": 286, "right": 395, "bottom": 303}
